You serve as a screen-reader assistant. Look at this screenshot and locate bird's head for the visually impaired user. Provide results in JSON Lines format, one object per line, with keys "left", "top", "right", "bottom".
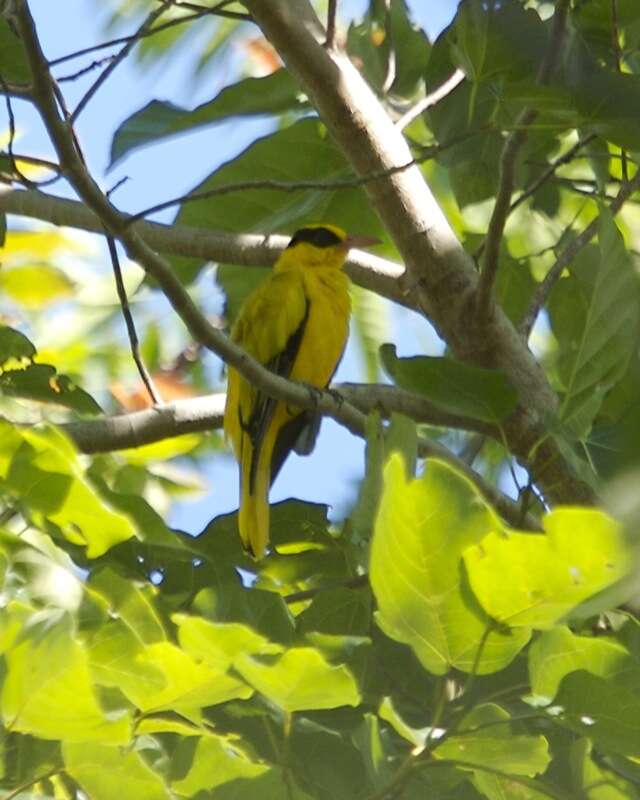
{"left": 279, "top": 224, "right": 379, "bottom": 270}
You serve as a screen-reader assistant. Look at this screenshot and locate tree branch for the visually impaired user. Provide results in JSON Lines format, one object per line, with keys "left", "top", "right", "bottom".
{"left": 60, "top": 383, "right": 497, "bottom": 455}
{"left": 57, "top": 389, "right": 535, "bottom": 530}
{"left": 395, "top": 69, "right": 465, "bottom": 132}
{"left": 241, "top": 0, "right": 595, "bottom": 506}
{"left": 71, "top": 1, "right": 172, "bottom": 122}
{"left": 475, "top": 0, "right": 571, "bottom": 318}
{"left": 0, "top": 188, "right": 410, "bottom": 308}
{"left": 63, "top": 393, "right": 226, "bottom": 453}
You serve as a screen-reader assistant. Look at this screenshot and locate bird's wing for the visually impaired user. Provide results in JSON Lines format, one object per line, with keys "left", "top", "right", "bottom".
{"left": 226, "top": 271, "right": 309, "bottom": 493}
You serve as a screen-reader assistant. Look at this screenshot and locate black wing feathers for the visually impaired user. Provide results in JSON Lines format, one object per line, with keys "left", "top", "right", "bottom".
{"left": 245, "top": 300, "right": 310, "bottom": 494}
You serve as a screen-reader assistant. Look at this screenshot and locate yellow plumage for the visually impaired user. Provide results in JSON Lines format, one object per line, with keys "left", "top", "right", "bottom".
{"left": 224, "top": 224, "right": 359, "bottom": 558}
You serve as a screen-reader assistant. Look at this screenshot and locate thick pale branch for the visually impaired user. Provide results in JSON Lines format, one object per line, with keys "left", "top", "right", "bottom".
{"left": 58, "top": 389, "right": 533, "bottom": 530}
{"left": 61, "top": 384, "right": 496, "bottom": 454}
{"left": 0, "top": 188, "right": 409, "bottom": 307}
{"left": 242, "top": 0, "right": 595, "bottom": 506}
{"left": 63, "top": 393, "right": 226, "bottom": 453}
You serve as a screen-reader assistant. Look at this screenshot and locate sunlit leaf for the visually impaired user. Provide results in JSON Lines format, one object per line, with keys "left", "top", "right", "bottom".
{"left": 64, "top": 741, "right": 171, "bottom": 800}
{"left": 371, "top": 455, "right": 530, "bottom": 675}
{"left": 235, "top": 647, "right": 360, "bottom": 712}
{"left": 464, "top": 507, "right": 630, "bottom": 629}
{"left": 2, "top": 618, "right": 132, "bottom": 744}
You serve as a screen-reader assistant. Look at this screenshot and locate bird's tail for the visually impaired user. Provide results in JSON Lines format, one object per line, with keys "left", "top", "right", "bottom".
{"left": 238, "top": 446, "right": 270, "bottom": 559}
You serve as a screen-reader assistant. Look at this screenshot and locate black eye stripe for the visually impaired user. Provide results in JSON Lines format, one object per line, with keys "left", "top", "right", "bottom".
{"left": 287, "top": 226, "right": 343, "bottom": 249}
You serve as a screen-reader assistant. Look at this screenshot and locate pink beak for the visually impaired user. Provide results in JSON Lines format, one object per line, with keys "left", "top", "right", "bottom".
{"left": 342, "top": 234, "right": 381, "bottom": 250}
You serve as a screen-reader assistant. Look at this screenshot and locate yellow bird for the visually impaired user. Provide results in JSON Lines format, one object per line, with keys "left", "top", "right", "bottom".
{"left": 224, "top": 224, "right": 377, "bottom": 558}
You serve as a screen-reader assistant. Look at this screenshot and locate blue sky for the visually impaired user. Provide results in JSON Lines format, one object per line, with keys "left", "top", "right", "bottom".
{"left": 5, "top": 0, "right": 461, "bottom": 533}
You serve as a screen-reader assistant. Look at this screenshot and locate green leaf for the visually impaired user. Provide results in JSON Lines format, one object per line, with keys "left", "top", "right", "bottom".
{"left": 351, "top": 412, "right": 385, "bottom": 544}
{"left": 352, "top": 713, "right": 394, "bottom": 788}
{"left": 2, "top": 618, "right": 132, "bottom": 744}
{"left": 3, "top": 424, "right": 135, "bottom": 557}
{"left": 570, "top": 738, "right": 639, "bottom": 800}
{"left": 528, "top": 626, "right": 632, "bottom": 701}
{"left": 0, "top": 264, "right": 74, "bottom": 308}
{"left": 350, "top": 284, "right": 390, "bottom": 383}
{"left": 235, "top": 647, "right": 360, "bottom": 712}
{"left": 0, "top": 325, "right": 36, "bottom": 362}
{"left": 448, "top": 0, "right": 546, "bottom": 84}
{"left": 88, "top": 619, "right": 167, "bottom": 699}
{"left": 435, "top": 704, "right": 550, "bottom": 777}
{"left": 297, "top": 587, "right": 371, "bottom": 637}
{"left": 171, "top": 733, "right": 268, "bottom": 795}
{"left": 125, "top": 641, "right": 252, "bottom": 714}
{"left": 0, "top": 19, "right": 31, "bottom": 84}
{"left": 175, "top": 614, "right": 282, "bottom": 670}
{"left": 464, "top": 507, "right": 630, "bottom": 629}
{"left": 386, "top": 412, "right": 417, "bottom": 478}
{"left": 380, "top": 344, "right": 518, "bottom": 423}
{"left": 192, "top": 583, "right": 296, "bottom": 645}
{"left": 64, "top": 742, "right": 171, "bottom": 800}
{"left": 556, "top": 672, "right": 640, "bottom": 757}
{"left": 89, "top": 567, "right": 166, "bottom": 644}
{"left": 347, "top": 0, "right": 430, "bottom": 97}
{"left": 110, "top": 69, "right": 305, "bottom": 166}
{"left": 550, "top": 212, "right": 640, "bottom": 437}
{"left": 0, "top": 362, "right": 101, "bottom": 414}
{"left": 378, "top": 696, "right": 430, "bottom": 747}
{"left": 371, "top": 455, "right": 530, "bottom": 675}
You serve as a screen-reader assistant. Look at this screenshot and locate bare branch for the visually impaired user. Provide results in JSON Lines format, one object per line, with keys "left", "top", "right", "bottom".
{"left": 71, "top": 1, "right": 172, "bottom": 122}
{"left": 60, "top": 383, "right": 495, "bottom": 454}
{"left": 57, "top": 388, "right": 535, "bottom": 530}
{"left": 127, "top": 160, "right": 418, "bottom": 223}
{"left": 0, "top": 188, "right": 409, "bottom": 308}
{"left": 473, "top": 134, "right": 598, "bottom": 260}
{"left": 395, "top": 69, "right": 465, "bottom": 132}
{"left": 475, "top": 0, "right": 571, "bottom": 319}
{"left": 49, "top": 9, "right": 211, "bottom": 67}
{"left": 159, "top": 0, "right": 251, "bottom": 21}
{"left": 63, "top": 393, "right": 226, "bottom": 453}
{"left": 519, "top": 168, "right": 640, "bottom": 338}
{"left": 105, "top": 234, "right": 161, "bottom": 405}
{"left": 337, "top": 383, "right": 497, "bottom": 437}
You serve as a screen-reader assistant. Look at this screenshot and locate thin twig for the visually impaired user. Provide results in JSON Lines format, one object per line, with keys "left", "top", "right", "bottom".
{"left": 57, "top": 55, "right": 116, "bottom": 83}
{"left": 395, "top": 69, "right": 465, "bottom": 131}
{"left": 105, "top": 234, "right": 161, "bottom": 405}
{"left": 510, "top": 134, "right": 597, "bottom": 213}
{"left": 325, "top": 0, "right": 338, "bottom": 49}
{"left": 71, "top": 1, "right": 172, "bottom": 122}
{"left": 49, "top": 9, "right": 211, "bottom": 67}
{"left": 3, "top": 770, "right": 63, "bottom": 800}
{"left": 475, "top": 0, "right": 571, "bottom": 319}
{"left": 127, "top": 159, "right": 418, "bottom": 222}
{"left": 519, "top": 168, "right": 640, "bottom": 338}
{"left": 158, "top": 0, "right": 251, "bottom": 20}
{"left": 0, "top": 72, "right": 35, "bottom": 188}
